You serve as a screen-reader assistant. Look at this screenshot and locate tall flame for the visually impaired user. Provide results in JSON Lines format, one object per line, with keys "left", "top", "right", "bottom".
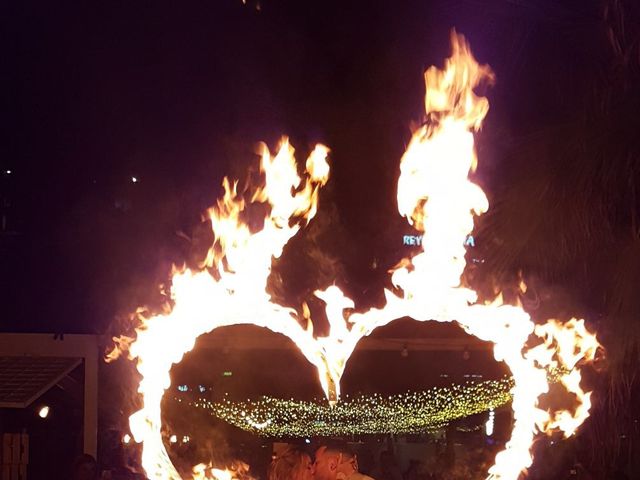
{"left": 111, "top": 139, "right": 334, "bottom": 479}
{"left": 111, "top": 32, "right": 600, "bottom": 480}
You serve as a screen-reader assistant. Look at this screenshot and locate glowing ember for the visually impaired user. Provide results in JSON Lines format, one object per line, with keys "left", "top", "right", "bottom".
{"left": 110, "top": 31, "right": 600, "bottom": 480}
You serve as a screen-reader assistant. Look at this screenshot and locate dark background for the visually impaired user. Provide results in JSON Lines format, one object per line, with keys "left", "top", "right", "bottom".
{"left": 3, "top": 0, "right": 633, "bottom": 335}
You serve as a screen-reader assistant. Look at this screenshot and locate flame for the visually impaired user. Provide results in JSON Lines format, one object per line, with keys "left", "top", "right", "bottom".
{"left": 192, "top": 463, "right": 243, "bottom": 480}
{"left": 110, "top": 139, "right": 334, "bottom": 479}
{"left": 529, "top": 318, "right": 600, "bottom": 437}
{"left": 112, "top": 31, "right": 600, "bottom": 480}
{"left": 348, "top": 32, "right": 599, "bottom": 479}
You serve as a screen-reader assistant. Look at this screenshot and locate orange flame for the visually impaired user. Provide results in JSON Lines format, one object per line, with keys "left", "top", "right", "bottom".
{"left": 192, "top": 462, "right": 250, "bottom": 480}
{"left": 112, "top": 32, "right": 600, "bottom": 480}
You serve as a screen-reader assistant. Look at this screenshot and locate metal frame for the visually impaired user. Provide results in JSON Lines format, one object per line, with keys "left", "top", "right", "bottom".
{"left": 0, "top": 334, "right": 99, "bottom": 457}
{"left": 0, "top": 357, "right": 82, "bottom": 408}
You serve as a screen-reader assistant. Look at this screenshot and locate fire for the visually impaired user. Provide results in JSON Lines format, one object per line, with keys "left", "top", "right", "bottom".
{"left": 111, "top": 31, "right": 600, "bottom": 480}
{"left": 110, "top": 139, "right": 333, "bottom": 479}
{"left": 192, "top": 462, "right": 250, "bottom": 480}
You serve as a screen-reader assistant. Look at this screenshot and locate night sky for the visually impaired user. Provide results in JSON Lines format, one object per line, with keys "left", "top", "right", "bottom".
{"left": 0, "top": 0, "right": 621, "bottom": 334}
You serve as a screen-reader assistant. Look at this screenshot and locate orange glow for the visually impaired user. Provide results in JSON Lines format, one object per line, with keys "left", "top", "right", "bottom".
{"left": 110, "top": 32, "right": 600, "bottom": 480}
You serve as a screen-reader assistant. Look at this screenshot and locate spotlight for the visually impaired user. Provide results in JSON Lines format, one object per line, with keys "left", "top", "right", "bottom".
{"left": 38, "top": 406, "right": 50, "bottom": 419}
{"left": 131, "top": 176, "right": 138, "bottom": 183}
{"left": 169, "top": 435, "right": 178, "bottom": 444}
{"left": 122, "top": 434, "right": 132, "bottom": 445}
{"left": 182, "top": 435, "right": 190, "bottom": 443}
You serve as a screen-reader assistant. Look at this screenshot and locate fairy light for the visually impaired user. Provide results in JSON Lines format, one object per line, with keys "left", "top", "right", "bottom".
{"left": 182, "top": 378, "right": 514, "bottom": 437}
{"left": 486, "top": 408, "right": 495, "bottom": 436}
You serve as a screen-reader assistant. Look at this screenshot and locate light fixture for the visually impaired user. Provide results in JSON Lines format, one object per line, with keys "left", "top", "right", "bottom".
{"left": 182, "top": 435, "right": 190, "bottom": 443}
{"left": 122, "top": 434, "right": 132, "bottom": 444}
{"left": 169, "top": 434, "right": 178, "bottom": 444}
{"left": 485, "top": 409, "right": 495, "bottom": 436}
{"left": 38, "top": 406, "right": 50, "bottom": 419}
{"left": 131, "top": 176, "right": 138, "bottom": 183}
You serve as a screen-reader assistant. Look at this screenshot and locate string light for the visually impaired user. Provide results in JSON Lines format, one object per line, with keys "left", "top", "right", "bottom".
{"left": 486, "top": 408, "right": 495, "bottom": 436}
{"left": 182, "top": 378, "right": 515, "bottom": 437}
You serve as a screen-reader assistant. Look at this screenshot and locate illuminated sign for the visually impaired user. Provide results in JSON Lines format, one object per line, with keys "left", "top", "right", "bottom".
{"left": 402, "top": 235, "right": 423, "bottom": 246}
{"left": 403, "top": 234, "right": 475, "bottom": 247}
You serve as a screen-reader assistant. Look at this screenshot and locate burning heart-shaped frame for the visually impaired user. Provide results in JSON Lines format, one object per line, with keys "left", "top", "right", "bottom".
{"left": 110, "top": 32, "right": 600, "bottom": 480}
